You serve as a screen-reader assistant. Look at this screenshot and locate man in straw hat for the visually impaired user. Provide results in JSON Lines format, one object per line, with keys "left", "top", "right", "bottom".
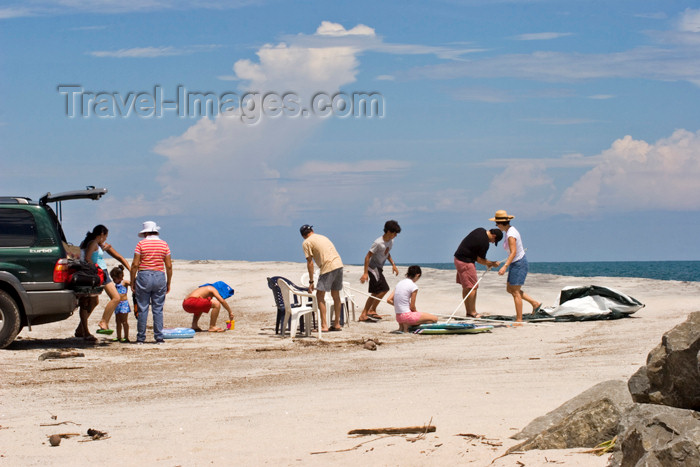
{"left": 491, "top": 210, "right": 542, "bottom": 323}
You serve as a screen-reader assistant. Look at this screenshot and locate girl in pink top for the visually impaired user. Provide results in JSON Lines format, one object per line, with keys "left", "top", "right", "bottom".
{"left": 386, "top": 266, "right": 438, "bottom": 332}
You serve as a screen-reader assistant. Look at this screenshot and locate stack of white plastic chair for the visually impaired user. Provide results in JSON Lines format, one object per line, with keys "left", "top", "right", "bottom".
{"left": 277, "top": 278, "right": 321, "bottom": 340}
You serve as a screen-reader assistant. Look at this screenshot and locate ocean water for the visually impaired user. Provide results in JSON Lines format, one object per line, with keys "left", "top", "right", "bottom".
{"left": 411, "top": 261, "right": 700, "bottom": 282}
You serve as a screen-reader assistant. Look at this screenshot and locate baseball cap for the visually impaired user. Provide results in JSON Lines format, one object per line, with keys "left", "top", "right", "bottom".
{"left": 299, "top": 224, "right": 313, "bottom": 236}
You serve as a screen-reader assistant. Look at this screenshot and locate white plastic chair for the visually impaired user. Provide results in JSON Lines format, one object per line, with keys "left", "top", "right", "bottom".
{"left": 341, "top": 281, "right": 357, "bottom": 323}
{"left": 300, "top": 272, "right": 355, "bottom": 326}
{"left": 277, "top": 278, "right": 321, "bottom": 340}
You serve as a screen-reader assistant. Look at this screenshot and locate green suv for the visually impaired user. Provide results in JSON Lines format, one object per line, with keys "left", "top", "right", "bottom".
{"left": 0, "top": 187, "right": 107, "bottom": 348}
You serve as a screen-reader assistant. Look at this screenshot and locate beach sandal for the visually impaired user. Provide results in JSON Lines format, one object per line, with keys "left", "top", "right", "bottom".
{"left": 96, "top": 328, "right": 114, "bottom": 335}
{"left": 532, "top": 304, "right": 542, "bottom": 314}
{"left": 367, "top": 314, "right": 382, "bottom": 320}
{"left": 467, "top": 313, "right": 482, "bottom": 319}
{"left": 328, "top": 326, "right": 342, "bottom": 332}
{"left": 358, "top": 316, "right": 378, "bottom": 323}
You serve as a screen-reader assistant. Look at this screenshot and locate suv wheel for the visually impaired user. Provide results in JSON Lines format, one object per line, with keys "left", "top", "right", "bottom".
{"left": 0, "top": 290, "right": 21, "bottom": 349}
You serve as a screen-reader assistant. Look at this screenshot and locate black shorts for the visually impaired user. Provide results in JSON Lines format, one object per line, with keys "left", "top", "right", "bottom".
{"left": 368, "top": 268, "right": 389, "bottom": 294}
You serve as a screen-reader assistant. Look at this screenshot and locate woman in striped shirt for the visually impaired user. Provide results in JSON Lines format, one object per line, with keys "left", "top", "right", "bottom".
{"left": 130, "top": 221, "right": 172, "bottom": 344}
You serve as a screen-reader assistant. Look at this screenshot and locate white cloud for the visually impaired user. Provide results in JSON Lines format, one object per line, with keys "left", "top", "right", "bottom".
{"left": 677, "top": 8, "right": 700, "bottom": 33}
{"left": 0, "top": 1, "right": 257, "bottom": 19}
{"left": 407, "top": 46, "right": 700, "bottom": 84}
{"left": 89, "top": 45, "right": 220, "bottom": 58}
{"left": 588, "top": 94, "right": 615, "bottom": 100}
{"left": 557, "top": 129, "right": 700, "bottom": 213}
{"left": 0, "top": 6, "right": 34, "bottom": 18}
{"left": 315, "top": 21, "right": 375, "bottom": 37}
{"left": 514, "top": 32, "right": 573, "bottom": 41}
{"left": 146, "top": 22, "right": 382, "bottom": 225}
{"left": 407, "top": 9, "right": 700, "bottom": 86}
{"left": 232, "top": 41, "right": 361, "bottom": 93}
{"left": 284, "top": 23, "right": 485, "bottom": 61}
{"left": 390, "top": 128, "right": 700, "bottom": 219}
{"left": 137, "top": 21, "right": 479, "bottom": 226}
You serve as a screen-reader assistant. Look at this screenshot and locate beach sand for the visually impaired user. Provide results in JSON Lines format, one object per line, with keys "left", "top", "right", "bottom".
{"left": 2, "top": 260, "right": 699, "bottom": 466}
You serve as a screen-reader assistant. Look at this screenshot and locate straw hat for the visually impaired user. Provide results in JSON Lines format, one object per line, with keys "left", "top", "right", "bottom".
{"left": 489, "top": 210, "right": 515, "bottom": 222}
{"left": 138, "top": 220, "right": 161, "bottom": 237}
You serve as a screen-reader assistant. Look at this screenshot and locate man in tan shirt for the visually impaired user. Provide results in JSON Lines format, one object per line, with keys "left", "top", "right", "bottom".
{"left": 300, "top": 225, "right": 343, "bottom": 332}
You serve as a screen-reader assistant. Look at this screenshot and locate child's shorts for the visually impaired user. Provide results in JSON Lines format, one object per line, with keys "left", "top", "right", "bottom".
{"left": 396, "top": 311, "right": 422, "bottom": 325}
{"left": 182, "top": 297, "right": 212, "bottom": 314}
{"left": 114, "top": 301, "right": 131, "bottom": 314}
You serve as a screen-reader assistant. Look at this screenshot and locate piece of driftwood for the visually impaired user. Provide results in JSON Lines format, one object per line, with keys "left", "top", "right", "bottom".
{"left": 348, "top": 425, "right": 436, "bottom": 436}
{"left": 38, "top": 351, "right": 85, "bottom": 361}
{"left": 41, "top": 366, "right": 84, "bottom": 372}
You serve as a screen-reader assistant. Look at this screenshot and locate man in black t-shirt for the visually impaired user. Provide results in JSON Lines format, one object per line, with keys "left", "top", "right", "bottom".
{"left": 454, "top": 228, "right": 502, "bottom": 318}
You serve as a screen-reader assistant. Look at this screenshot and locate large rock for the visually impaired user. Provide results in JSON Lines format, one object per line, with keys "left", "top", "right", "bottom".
{"left": 608, "top": 403, "right": 700, "bottom": 467}
{"left": 511, "top": 379, "right": 633, "bottom": 440}
{"left": 508, "top": 398, "right": 624, "bottom": 452}
{"left": 628, "top": 312, "right": 700, "bottom": 410}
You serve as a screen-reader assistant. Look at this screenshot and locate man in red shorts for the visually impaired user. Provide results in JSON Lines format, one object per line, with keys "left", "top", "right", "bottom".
{"left": 454, "top": 228, "right": 502, "bottom": 318}
{"left": 182, "top": 281, "right": 235, "bottom": 332}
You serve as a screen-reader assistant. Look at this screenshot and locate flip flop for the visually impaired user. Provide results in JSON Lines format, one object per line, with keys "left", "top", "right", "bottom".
{"left": 368, "top": 314, "right": 382, "bottom": 320}
{"left": 328, "top": 326, "right": 342, "bottom": 332}
{"left": 96, "top": 328, "right": 114, "bottom": 335}
{"left": 467, "top": 313, "right": 482, "bottom": 319}
{"left": 358, "top": 316, "right": 378, "bottom": 323}
{"left": 532, "top": 304, "right": 542, "bottom": 314}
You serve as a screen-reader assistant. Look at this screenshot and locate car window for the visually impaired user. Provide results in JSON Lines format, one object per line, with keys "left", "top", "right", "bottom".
{"left": 0, "top": 208, "right": 38, "bottom": 247}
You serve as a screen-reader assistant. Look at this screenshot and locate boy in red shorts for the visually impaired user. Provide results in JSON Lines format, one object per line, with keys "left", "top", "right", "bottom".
{"left": 182, "top": 281, "right": 235, "bottom": 332}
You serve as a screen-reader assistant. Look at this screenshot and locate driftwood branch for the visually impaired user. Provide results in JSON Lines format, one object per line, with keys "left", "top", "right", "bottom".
{"left": 348, "top": 425, "right": 436, "bottom": 436}
{"left": 41, "top": 366, "right": 84, "bottom": 372}
{"left": 38, "top": 351, "right": 84, "bottom": 361}
{"left": 40, "top": 421, "right": 81, "bottom": 427}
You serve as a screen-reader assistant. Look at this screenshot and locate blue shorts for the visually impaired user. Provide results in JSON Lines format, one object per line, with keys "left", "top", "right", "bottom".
{"left": 507, "top": 257, "right": 528, "bottom": 286}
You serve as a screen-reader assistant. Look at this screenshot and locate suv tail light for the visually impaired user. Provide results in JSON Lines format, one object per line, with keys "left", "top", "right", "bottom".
{"left": 53, "top": 258, "right": 70, "bottom": 283}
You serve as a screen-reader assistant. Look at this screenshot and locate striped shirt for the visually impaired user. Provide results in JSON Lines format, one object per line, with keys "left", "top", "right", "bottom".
{"left": 135, "top": 236, "right": 171, "bottom": 271}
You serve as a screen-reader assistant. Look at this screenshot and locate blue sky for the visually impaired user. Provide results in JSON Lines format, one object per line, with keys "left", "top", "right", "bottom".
{"left": 2, "top": 0, "right": 700, "bottom": 263}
